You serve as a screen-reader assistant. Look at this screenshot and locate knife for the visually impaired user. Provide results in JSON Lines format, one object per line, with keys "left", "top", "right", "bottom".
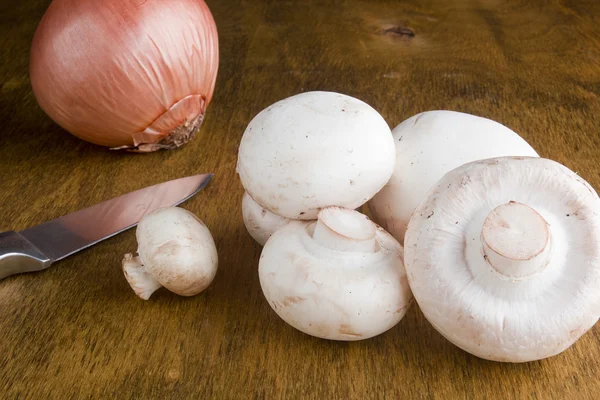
{"left": 0, "top": 173, "right": 213, "bottom": 281}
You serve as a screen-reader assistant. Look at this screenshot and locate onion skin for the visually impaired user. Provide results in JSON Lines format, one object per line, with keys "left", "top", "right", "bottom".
{"left": 30, "top": 0, "right": 219, "bottom": 151}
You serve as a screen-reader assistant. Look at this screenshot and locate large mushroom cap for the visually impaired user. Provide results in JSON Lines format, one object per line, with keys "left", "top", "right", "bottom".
{"left": 404, "top": 156, "right": 600, "bottom": 362}
{"left": 237, "top": 91, "right": 395, "bottom": 220}
{"left": 259, "top": 207, "right": 412, "bottom": 341}
{"left": 369, "top": 110, "right": 538, "bottom": 244}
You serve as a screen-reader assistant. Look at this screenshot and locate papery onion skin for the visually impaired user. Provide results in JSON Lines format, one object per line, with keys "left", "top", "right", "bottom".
{"left": 30, "top": 0, "right": 219, "bottom": 151}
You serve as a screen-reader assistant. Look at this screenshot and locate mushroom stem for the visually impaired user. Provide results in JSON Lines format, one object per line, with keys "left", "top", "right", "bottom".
{"left": 312, "top": 207, "right": 378, "bottom": 252}
{"left": 481, "top": 201, "right": 551, "bottom": 279}
{"left": 122, "top": 254, "right": 163, "bottom": 300}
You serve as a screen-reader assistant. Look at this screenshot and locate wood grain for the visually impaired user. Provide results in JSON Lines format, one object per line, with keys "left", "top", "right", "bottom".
{"left": 1, "top": 0, "right": 600, "bottom": 398}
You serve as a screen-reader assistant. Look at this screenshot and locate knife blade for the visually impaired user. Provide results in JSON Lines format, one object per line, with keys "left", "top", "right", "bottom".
{"left": 0, "top": 173, "right": 213, "bottom": 280}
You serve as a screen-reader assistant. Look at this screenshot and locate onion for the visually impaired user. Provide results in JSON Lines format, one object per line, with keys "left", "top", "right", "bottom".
{"left": 30, "top": 0, "right": 219, "bottom": 152}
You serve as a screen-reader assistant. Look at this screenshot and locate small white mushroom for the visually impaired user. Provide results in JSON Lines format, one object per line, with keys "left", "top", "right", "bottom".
{"left": 122, "top": 207, "right": 218, "bottom": 300}
{"left": 259, "top": 206, "right": 412, "bottom": 341}
{"left": 404, "top": 156, "right": 600, "bottom": 362}
{"left": 242, "top": 191, "right": 293, "bottom": 246}
{"left": 237, "top": 91, "right": 396, "bottom": 220}
{"left": 369, "top": 110, "right": 538, "bottom": 244}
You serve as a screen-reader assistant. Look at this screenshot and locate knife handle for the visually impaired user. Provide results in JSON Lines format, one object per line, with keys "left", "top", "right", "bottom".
{"left": 0, "top": 231, "right": 52, "bottom": 281}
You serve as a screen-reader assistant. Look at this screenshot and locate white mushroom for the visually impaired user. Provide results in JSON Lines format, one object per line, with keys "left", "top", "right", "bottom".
{"left": 259, "top": 206, "right": 412, "bottom": 340}
{"left": 369, "top": 110, "right": 538, "bottom": 244}
{"left": 404, "top": 156, "right": 600, "bottom": 362}
{"left": 242, "top": 191, "right": 293, "bottom": 246}
{"left": 122, "top": 207, "right": 218, "bottom": 300}
{"left": 237, "top": 91, "right": 396, "bottom": 220}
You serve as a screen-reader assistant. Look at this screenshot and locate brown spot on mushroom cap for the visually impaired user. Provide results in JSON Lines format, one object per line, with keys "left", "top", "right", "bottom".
{"left": 155, "top": 240, "right": 182, "bottom": 257}
{"left": 282, "top": 296, "right": 307, "bottom": 307}
{"left": 286, "top": 252, "right": 313, "bottom": 279}
{"left": 569, "top": 326, "right": 588, "bottom": 340}
{"left": 394, "top": 305, "right": 408, "bottom": 314}
{"left": 312, "top": 323, "right": 331, "bottom": 337}
{"left": 271, "top": 300, "right": 282, "bottom": 309}
{"left": 338, "top": 324, "right": 362, "bottom": 337}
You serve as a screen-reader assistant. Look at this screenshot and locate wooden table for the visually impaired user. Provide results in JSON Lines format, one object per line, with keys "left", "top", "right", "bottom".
{"left": 1, "top": 0, "right": 599, "bottom": 398}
